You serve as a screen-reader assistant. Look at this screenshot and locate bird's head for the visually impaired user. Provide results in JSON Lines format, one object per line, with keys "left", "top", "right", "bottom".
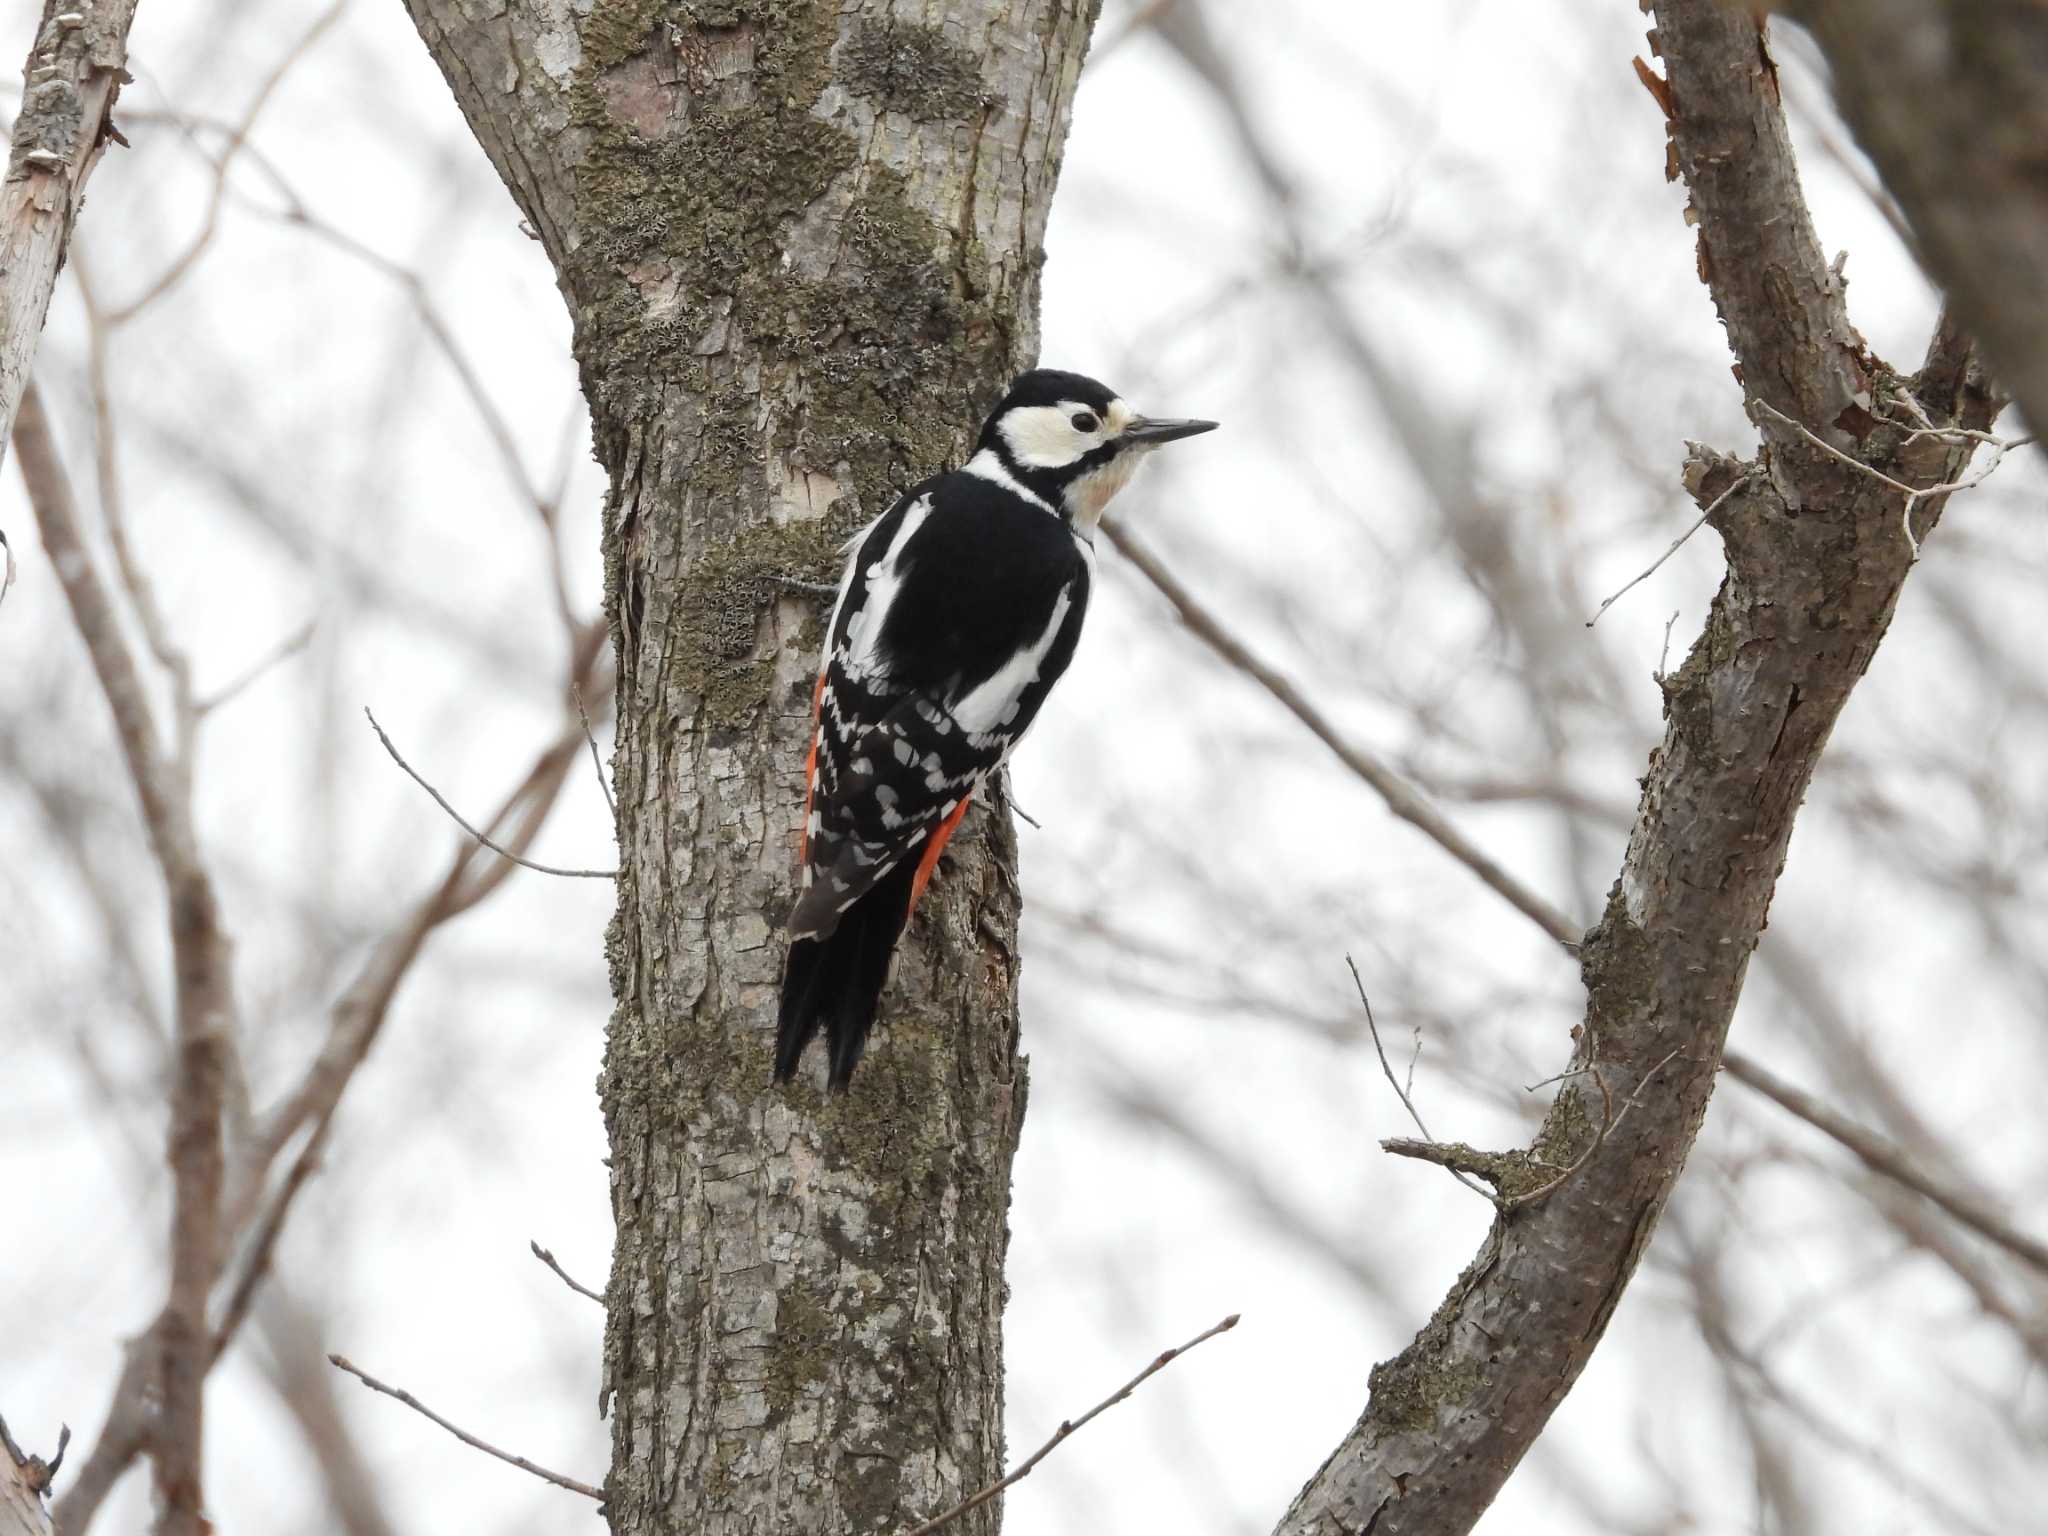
{"left": 976, "top": 369, "right": 1217, "bottom": 531}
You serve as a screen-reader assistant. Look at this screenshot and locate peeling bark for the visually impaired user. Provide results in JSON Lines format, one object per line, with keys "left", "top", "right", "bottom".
{"left": 1780, "top": 0, "right": 2048, "bottom": 438}
{"left": 1273, "top": 8, "right": 2002, "bottom": 1532}
{"left": 398, "top": 3, "right": 1099, "bottom": 1530}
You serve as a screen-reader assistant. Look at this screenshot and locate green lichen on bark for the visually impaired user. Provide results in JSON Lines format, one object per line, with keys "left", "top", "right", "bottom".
{"left": 840, "top": 18, "right": 991, "bottom": 120}
{"left": 560, "top": 1, "right": 1091, "bottom": 1527}
{"left": 1579, "top": 880, "right": 1661, "bottom": 1030}
{"left": 765, "top": 1279, "right": 837, "bottom": 1419}
{"left": 819, "top": 1006, "right": 951, "bottom": 1216}
{"left": 1365, "top": 1251, "right": 1494, "bottom": 1439}
{"left": 1522, "top": 1082, "right": 1595, "bottom": 1193}
{"left": 568, "top": 0, "right": 1008, "bottom": 510}
{"left": 669, "top": 502, "right": 857, "bottom": 727}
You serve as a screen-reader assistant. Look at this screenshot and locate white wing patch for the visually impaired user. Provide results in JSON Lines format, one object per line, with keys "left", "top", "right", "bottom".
{"left": 841, "top": 495, "right": 931, "bottom": 681}
{"left": 950, "top": 580, "right": 1074, "bottom": 745}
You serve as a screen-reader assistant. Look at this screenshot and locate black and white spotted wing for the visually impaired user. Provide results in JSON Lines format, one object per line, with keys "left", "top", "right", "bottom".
{"left": 789, "top": 470, "right": 1092, "bottom": 942}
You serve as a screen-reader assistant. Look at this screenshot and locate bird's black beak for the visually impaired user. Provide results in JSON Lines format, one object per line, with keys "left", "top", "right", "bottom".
{"left": 1123, "top": 417, "right": 1219, "bottom": 445}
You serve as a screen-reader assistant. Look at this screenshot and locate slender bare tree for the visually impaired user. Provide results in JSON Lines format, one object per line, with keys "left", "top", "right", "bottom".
{"left": 1272, "top": 5, "right": 2007, "bottom": 1528}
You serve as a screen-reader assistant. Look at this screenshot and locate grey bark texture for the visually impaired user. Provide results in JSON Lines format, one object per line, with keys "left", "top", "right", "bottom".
{"left": 397, "top": 2, "right": 1099, "bottom": 1531}
{"left": 1274, "top": 6, "right": 2003, "bottom": 1532}
{"left": 1781, "top": 0, "right": 2048, "bottom": 438}
{"left": 1, "top": 1427, "right": 56, "bottom": 1536}
{"left": 0, "top": 0, "right": 137, "bottom": 476}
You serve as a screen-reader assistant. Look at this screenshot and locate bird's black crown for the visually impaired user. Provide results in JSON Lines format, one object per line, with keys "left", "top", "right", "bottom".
{"left": 978, "top": 369, "right": 1119, "bottom": 444}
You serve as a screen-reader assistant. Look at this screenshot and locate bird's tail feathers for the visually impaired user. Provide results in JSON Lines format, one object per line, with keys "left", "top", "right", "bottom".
{"left": 774, "top": 858, "right": 916, "bottom": 1090}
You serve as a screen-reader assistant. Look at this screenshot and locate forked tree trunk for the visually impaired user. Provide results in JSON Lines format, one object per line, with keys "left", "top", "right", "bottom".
{"left": 400, "top": 2, "right": 1099, "bottom": 1530}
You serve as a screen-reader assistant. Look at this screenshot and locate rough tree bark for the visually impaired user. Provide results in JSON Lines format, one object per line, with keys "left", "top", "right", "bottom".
{"left": 0, "top": 0, "right": 137, "bottom": 470}
{"left": 1274, "top": 6, "right": 2002, "bottom": 1532}
{"left": 1, "top": 1422, "right": 58, "bottom": 1536}
{"left": 1780, "top": 0, "right": 2048, "bottom": 438}
{"left": 399, "top": 3, "right": 1098, "bottom": 1530}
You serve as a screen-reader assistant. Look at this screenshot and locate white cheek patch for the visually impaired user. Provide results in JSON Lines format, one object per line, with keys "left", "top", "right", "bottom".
{"left": 1000, "top": 403, "right": 1092, "bottom": 469}
{"left": 1104, "top": 398, "right": 1135, "bottom": 435}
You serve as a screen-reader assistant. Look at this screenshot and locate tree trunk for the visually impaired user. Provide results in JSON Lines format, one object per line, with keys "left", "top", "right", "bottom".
{"left": 398, "top": 3, "right": 1099, "bottom": 1530}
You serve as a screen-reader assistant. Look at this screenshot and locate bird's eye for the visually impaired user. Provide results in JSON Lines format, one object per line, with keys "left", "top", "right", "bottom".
{"left": 1070, "top": 411, "right": 1099, "bottom": 433}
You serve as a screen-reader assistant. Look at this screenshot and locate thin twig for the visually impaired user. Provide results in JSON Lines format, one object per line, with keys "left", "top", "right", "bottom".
{"left": 327, "top": 1356, "right": 604, "bottom": 1502}
{"left": 1654, "top": 609, "right": 1681, "bottom": 681}
{"left": 529, "top": 1241, "right": 604, "bottom": 1306}
{"left": 1753, "top": 398, "right": 2026, "bottom": 561}
{"left": 898, "top": 1314, "right": 1238, "bottom": 1536}
{"left": 572, "top": 684, "right": 616, "bottom": 820}
{"left": 1104, "top": 520, "right": 1582, "bottom": 950}
{"left": 1347, "top": 956, "right": 1489, "bottom": 1198}
{"left": 210, "top": 1114, "right": 336, "bottom": 1359}
{"left": 1500, "top": 1048, "right": 1683, "bottom": 1211}
{"left": 76, "top": 252, "right": 197, "bottom": 760}
{"left": 1111, "top": 480, "right": 2005, "bottom": 1249}
{"left": 1586, "top": 474, "right": 1753, "bottom": 627}
{"left": 0, "top": 1413, "right": 68, "bottom": 1495}
{"left": 197, "top": 620, "right": 315, "bottom": 715}
{"left": 364, "top": 707, "right": 617, "bottom": 879}
{"left": 1724, "top": 1055, "right": 2048, "bottom": 1279}
{"left": 104, "top": 0, "right": 348, "bottom": 323}
{"left": 1382, "top": 1049, "right": 1683, "bottom": 1211}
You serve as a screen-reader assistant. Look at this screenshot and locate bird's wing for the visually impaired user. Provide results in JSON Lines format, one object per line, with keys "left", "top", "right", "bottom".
{"left": 790, "top": 485, "right": 1090, "bottom": 939}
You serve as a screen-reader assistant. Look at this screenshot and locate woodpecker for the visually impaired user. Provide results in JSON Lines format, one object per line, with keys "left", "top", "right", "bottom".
{"left": 776, "top": 368, "right": 1217, "bottom": 1088}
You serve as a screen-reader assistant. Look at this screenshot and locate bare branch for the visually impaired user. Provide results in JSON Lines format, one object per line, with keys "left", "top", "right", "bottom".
{"left": 1585, "top": 472, "right": 1754, "bottom": 626}
{"left": 571, "top": 684, "right": 616, "bottom": 821}
{"left": 1498, "top": 1050, "right": 1682, "bottom": 1211}
{"left": 363, "top": 706, "right": 617, "bottom": 879}
{"left": 1103, "top": 520, "right": 1582, "bottom": 950}
{"left": 1724, "top": 1054, "right": 2048, "bottom": 1279}
{"left": 1753, "top": 398, "right": 2029, "bottom": 560}
{"left": 0, "top": 1414, "right": 67, "bottom": 1496}
{"left": 898, "top": 1315, "right": 1239, "bottom": 1536}
{"left": 1273, "top": 6, "right": 2016, "bottom": 1528}
{"left": 2, "top": 1413, "right": 65, "bottom": 1536}
{"left": 75, "top": 254, "right": 196, "bottom": 754}
{"left": 1347, "top": 956, "right": 1490, "bottom": 1199}
{"left": 1381, "top": 1050, "right": 1682, "bottom": 1212}
{"left": 103, "top": 0, "right": 346, "bottom": 323}
{"left": 326, "top": 1356, "right": 603, "bottom": 1502}
{"left": 529, "top": 1241, "right": 603, "bottom": 1306}
{"left": 209, "top": 1115, "right": 335, "bottom": 1360}
{"left": 14, "top": 382, "right": 232, "bottom": 1536}
{"left": 0, "top": 0, "right": 141, "bottom": 474}
{"left": 197, "top": 620, "right": 316, "bottom": 716}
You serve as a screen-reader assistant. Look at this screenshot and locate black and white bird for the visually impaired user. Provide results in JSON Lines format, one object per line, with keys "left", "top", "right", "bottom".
{"left": 776, "top": 369, "right": 1217, "bottom": 1088}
